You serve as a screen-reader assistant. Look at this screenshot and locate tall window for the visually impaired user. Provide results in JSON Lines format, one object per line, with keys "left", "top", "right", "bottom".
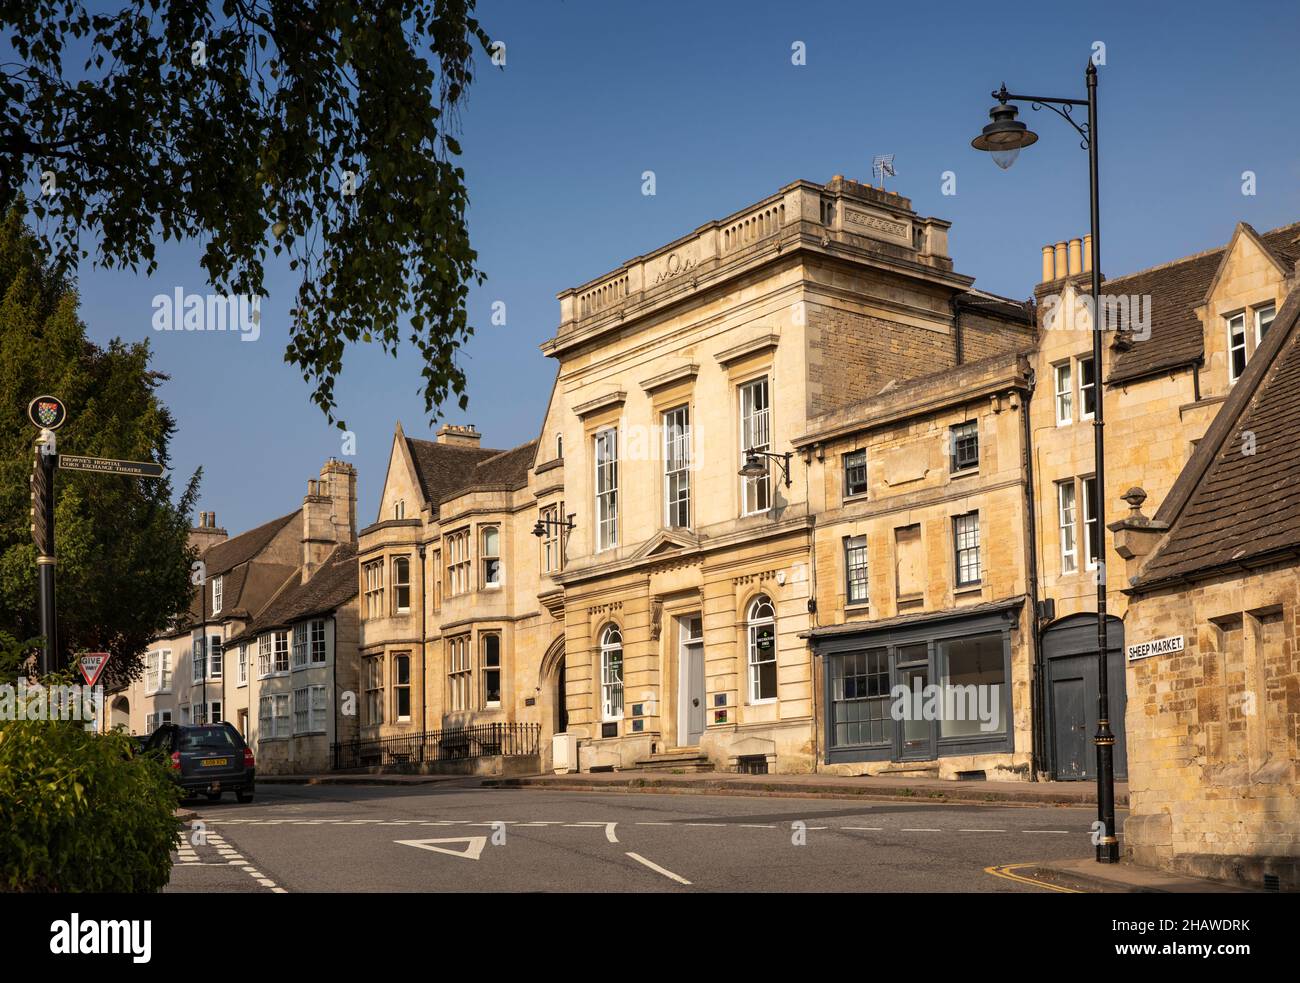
{"left": 482, "top": 634, "right": 501, "bottom": 708}
{"left": 1082, "top": 476, "right": 1100, "bottom": 568}
{"left": 746, "top": 596, "right": 777, "bottom": 702}
{"left": 211, "top": 575, "right": 223, "bottom": 615}
{"left": 273, "top": 630, "right": 290, "bottom": 673}
{"left": 432, "top": 549, "right": 442, "bottom": 609}
{"left": 447, "top": 530, "right": 470, "bottom": 596}
{"left": 292, "top": 688, "right": 326, "bottom": 733}
{"left": 393, "top": 555, "right": 411, "bottom": 612}
{"left": 599, "top": 625, "right": 624, "bottom": 720}
{"left": 365, "top": 657, "right": 384, "bottom": 725}
{"left": 310, "top": 620, "right": 327, "bottom": 665}
{"left": 258, "top": 634, "right": 272, "bottom": 677}
{"left": 953, "top": 511, "right": 981, "bottom": 586}
{"left": 1227, "top": 312, "right": 1248, "bottom": 382}
{"left": 394, "top": 499, "right": 405, "bottom": 520}
{"left": 260, "top": 694, "right": 289, "bottom": 738}
{"left": 393, "top": 654, "right": 411, "bottom": 721}
{"left": 541, "top": 503, "right": 565, "bottom": 573}
{"left": 1255, "top": 304, "right": 1276, "bottom": 344}
{"left": 191, "top": 633, "right": 205, "bottom": 683}
{"left": 481, "top": 527, "right": 501, "bottom": 587}
{"left": 663, "top": 405, "right": 691, "bottom": 528}
{"left": 208, "top": 636, "right": 223, "bottom": 679}
{"left": 1078, "top": 356, "right": 1097, "bottom": 420}
{"left": 237, "top": 644, "right": 247, "bottom": 685}
{"left": 1057, "top": 480, "right": 1078, "bottom": 574}
{"left": 292, "top": 622, "right": 308, "bottom": 669}
{"left": 844, "top": 536, "right": 869, "bottom": 605}
{"left": 739, "top": 378, "right": 771, "bottom": 515}
{"left": 448, "top": 635, "right": 471, "bottom": 712}
{"left": 843, "top": 450, "right": 867, "bottom": 498}
{"left": 595, "top": 428, "right": 618, "bottom": 551}
{"left": 555, "top": 432, "right": 563, "bottom": 459}
{"left": 1054, "top": 362, "right": 1072, "bottom": 425}
{"left": 949, "top": 420, "right": 979, "bottom": 472}
{"left": 146, "top": 649, "right": 172, "bottom": 694}
{"left": 363, "top": 560, "right": 385, "bottom": 618}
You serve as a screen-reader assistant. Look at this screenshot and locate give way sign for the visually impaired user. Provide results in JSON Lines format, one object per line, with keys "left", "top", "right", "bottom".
{"left": 79, "top": 652, "right": 111, "bottom": 687}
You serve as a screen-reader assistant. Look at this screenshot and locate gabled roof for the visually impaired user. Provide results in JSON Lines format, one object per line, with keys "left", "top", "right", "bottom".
{"left": 203, "top": 510, "right": 300, "bottom": 576}
{"left": 1133, "top": 286, "right": 1300, "bottom": 588}
{"left": 1107, "top": 221, "right": 1300, "bottom": 385}
{"left": 227, "top": 543, "right": 358, "bottom": 644}
{"left": 440, "top": 440, "right": 539, "bottom": 503}
{"left": 405, "top": 436, "right": 503, "bottom": 509}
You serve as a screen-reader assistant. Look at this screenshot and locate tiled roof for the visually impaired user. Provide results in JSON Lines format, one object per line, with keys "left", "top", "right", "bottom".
{"left": 405, "top": 437, "right": 504, "bottom": 508}
{"left": 227, "top": 543, "right": 358, "bottom": 644}
{"left": 1107, "top": 222, "right": 1300, "bottom": 384}
{"left": 203, "top": 510, "right": 300, "bottom": 576}
{"left": 440, "top": 440, "right": 539, "bottom": 503}
{"left": 1134, "top": 287, "right": 1300, "bottom": 587}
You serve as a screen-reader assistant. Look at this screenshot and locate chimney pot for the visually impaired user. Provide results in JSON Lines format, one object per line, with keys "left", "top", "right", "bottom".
{"left": 1083, "top": 234, "right": 1093, "bottom": 273}
{"left": 1041, "top": 245, "right": 1055, "bottom": 283}
{"left": 1068, "top": 238, "right": 1082, "bottom": 276}
{"left": 1054, "top": 242, "right": 1068, "bottom": 280}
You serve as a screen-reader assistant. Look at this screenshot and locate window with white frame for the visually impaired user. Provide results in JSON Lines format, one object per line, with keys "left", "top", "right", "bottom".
{"left": 237, "top": 643, "right": 248, "bottom": 685}
{"left": 480, "top": 527, "right": 501, "bottom": 588}
{"left": 953, "top": 511, "right": 981, "bottom": 587}
{"left": 310, "top": 620, "right": 326, "bottom": 664}
{"left": 292, "top": 623, "right": 308, "bottom": 669}
{"left": 1057, "top": 480, "right": 1078, "bottom": 574}
{"left": 393, "top": 654, "right": 411, "bottom": 721}
{"left": 844, "top": 535, "right": 869, "bottom": 605}
{"left": 195, "top": 701, "right": 220, "bottom": 725}
{"left": 1054, "top": 361, "right": 1073, "bottom": 425}
{"left": 363, "top": 559, "right": 385, "bottom": 618}
{"left": 365, "top": 657, "right": 384, "bottom": 725}
{"left": 145, "top": 709, "right": 172, "bottom": 733}
{"left": 259, "top": 695, "right": 272, "bottom": 735}
{"left": 273, "top": 630, "right": 290, "bottom": 673}
{"left": 212, "top": 575, "right": 223, "bottom": 615}
{"left": 160, "top": 649, "right": 172, "bottom": 691}
{"left": 746, "top": 596, "right": 777, "bottom": 702}
{"left": 145, "top": 650, "right": 159, "bottom": 694}
{"left": 739, "top": 378, "right": 772, "bottom": 515}
{"left": 541, "top": 502, "right": 565, "bottom": 574}
{"left": 482, "top": 634, "right": 501, "bottom": 708}
{"left": 663, "top": 405, "right": 691, "bottom": 528}
{"left": 393, "top": 555, "right": 412, "bottom": 611}
{"left": 1078, "top": 356, "right": 1097, "bottom": 420}
{"left": 274, "top": 693, "right": 289, "bottom": 735}
{"left": 448, "top": 635, "right": 471, "bottom": 712}
{"left": 258, "top": 634, "right": 271, "bottom": 677}
{"left": 191, "top": 632, "right": 205, "bottom": 683}
{"left": 146, "top": 649, "right": 172, "bottom": 694}
{"left": 1255, "top": 304, "right": 1276, "bottom": 345}
{"left": 293, "top": 686, "right": 327, "bottom": 734}
{"left": 311, "top": 685, "right": 327, "bottom": 733}
{"left": 447, "top": 530, "right": 470, "bottom": 596}
{"left": 1082, "top": 476, "right": 1100, "bottom": 568}
{"left": 595, "top": 428, "right": 618, "bottom": 551}
{"left": 1227, "top": 312, "right": 1248, "bottom": 382}
{"left": 208, "top": 636, "right": 223, "bottom": 679}
{"left": 599, "top": 625, "right": 624, "bottom": 720}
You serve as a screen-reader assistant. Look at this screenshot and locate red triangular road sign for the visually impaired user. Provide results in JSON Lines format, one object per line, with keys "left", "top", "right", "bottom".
{"left": 394, "top": 837, "right": 487, "bottom": 861}
{"left": 79, "top": 652, "right": 110, "bottom": 687}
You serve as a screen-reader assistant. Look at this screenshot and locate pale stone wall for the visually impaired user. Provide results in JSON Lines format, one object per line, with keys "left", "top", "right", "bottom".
{"left": 1123, "top": 562, "right": 1300, "bottom": 888}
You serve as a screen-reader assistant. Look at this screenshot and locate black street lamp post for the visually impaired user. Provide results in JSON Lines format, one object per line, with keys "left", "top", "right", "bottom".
{"left": 971, "top": 61, "right": 1119, "bottom": 863}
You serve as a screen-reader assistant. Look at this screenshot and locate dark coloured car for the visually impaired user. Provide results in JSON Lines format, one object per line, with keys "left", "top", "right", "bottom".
{"left": 145, "top": 722, "right": 255, "bottom": 803}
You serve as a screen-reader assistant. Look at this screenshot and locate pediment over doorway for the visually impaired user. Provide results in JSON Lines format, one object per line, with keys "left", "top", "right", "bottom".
{"left": 630, "top": 529, "right": 701, "bottom": 561}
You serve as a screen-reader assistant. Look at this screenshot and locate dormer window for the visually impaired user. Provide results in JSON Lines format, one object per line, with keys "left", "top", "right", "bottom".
{"left": 1227, "top": 312, "right": 1248, "bottom": 382}
{"left": 1255, "top": 304, "right": 1276, "bottom": 345}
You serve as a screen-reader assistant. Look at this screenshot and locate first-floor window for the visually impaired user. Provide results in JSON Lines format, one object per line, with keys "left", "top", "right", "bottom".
{"left": 953, "top": 512, "right": 981, "bottom": 586}
{"left": 191, "top": 633, "right": 205, "bottom": 683}
{"left": 1058, "top": 480, "right": 1078, "bottom": 574}
{"left": 663, "top": 405, "right": 691, "bottom": 528}
{"left": 448, "top": 636, "right": 471, "bottom": 712}
{"left": 258, "top": 634, "right": 272, "bottom": 677}
{"left": 310, "top": 620, "right": 327, "bottom": 665}
{"left": 394, "top": 654, "right": 411, "bottom": 721}
{"left": 394, "top": 555, "right": 412, "bottom": 611}
{"left": 482, "top": 634, "right": 501, "bottom": 708}
{"left": 949, "top": 420, "right": 979, "bottom": 472}
{"left": 1082, "top": 476, "right": 1100, "bottom": 568}
{"left": 1078, "top": 356, "right": 1097, "bottom": 419}
{"left": 365, "top": 658, "right": 384, "bottom": 726}
{"left": 843, "top": 449, "right": 868, "bottom": 498}
{"left": 1054, "top": 361, "right": 1072, "bottom": 424}
{"left": 746, "top": 596, "right": 777, "bottom": 702}
{"left": 595, "top": 428, "right": 619, "bottom": 551}
{"left": 237, "top": 644, "right": 248, "bottom": 685}
{"left": 273, "top": 630, "right": 290, "bottom": 673}
{"left": 599, "top": 625, "right": 624, "bottom": 720}
{"left": 293, "top": 623, "right": 308, "bottom": 669}
{"left": 739, "top": 377, "right": 772, "bottom": 515}
{"left": 844, "top": 535, "right": 869, "bottom": 605}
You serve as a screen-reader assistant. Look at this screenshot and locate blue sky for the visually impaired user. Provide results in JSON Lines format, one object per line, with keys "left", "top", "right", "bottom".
{"left": 65, "top": 0, "right": 1300, "bottom": 533}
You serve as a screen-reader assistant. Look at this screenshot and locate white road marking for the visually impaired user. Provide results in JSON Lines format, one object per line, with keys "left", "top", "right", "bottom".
{"left": 395, "top": 836, "right": 488, "bottom": 861}
{"left": 841, "top": 826, "right": 884, "bottom": 831}
{"left": 959, "top": 829, "right": 1007, "bottom": 833}
{"left": 605, "top": 823, "right": 619, "bottom": 844}
{"left": 626, "top": 852, "right": 692, "bottom": 886}
{"left": 1022, "top": 830, "right": 1070, "bottom": 834}
{"left": 901, "top": 828, "right": 942, "bottom": 832}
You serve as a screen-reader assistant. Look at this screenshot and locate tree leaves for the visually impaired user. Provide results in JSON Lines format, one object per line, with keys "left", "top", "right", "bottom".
{"left": 1, "top": 0, "right": 492, "bottom": 427}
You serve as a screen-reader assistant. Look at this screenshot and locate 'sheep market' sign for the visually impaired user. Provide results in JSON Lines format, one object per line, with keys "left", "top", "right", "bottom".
{"left": 1126, "top": 635, "right": 1184, "bottom": 662}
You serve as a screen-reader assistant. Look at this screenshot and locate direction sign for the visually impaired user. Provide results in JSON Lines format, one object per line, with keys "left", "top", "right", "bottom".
{"left": 58, "top": 454, "right": 164, "bottom": 478}
{"left": 79, "top": 652, "right": 111, "bottom": 687}
{"left": 27, "top": 395, "right": 68, "bottom": 430}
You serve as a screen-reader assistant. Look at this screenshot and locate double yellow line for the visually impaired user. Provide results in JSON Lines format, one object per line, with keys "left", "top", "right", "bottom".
{"left": 985, "top": 863, "right": 1082, "bottom": 893}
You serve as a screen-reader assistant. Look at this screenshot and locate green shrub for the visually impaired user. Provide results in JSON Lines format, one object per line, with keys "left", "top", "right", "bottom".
{"left": 0, "top": 675, "right": 181, "bottom": 892}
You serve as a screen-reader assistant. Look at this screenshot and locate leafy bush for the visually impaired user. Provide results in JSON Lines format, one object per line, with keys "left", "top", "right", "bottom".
{"left": 0, "top": 675, "right": 181, "bottom": 892}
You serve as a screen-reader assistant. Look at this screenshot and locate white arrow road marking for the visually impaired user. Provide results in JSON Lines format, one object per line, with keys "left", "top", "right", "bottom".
{"left": 626, "top": 852, "right": 691, "bottom": 886}
{"left": 395, "top": 837, "right": 488, "bottom": 861}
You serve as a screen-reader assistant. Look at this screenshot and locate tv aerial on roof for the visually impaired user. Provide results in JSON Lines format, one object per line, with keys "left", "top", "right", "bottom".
{"left": 872, "top": 154, "right": 896, "bottom": 190}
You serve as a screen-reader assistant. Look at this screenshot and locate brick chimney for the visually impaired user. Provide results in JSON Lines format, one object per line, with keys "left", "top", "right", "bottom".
{"left": 435, "top": 423, "right": 481, "bottom": 447}
{"left": 188, "top": 511, "right": 228, "bottom": 555}
{"left": 301, "top": 458, "right": 357, "bottom": 582}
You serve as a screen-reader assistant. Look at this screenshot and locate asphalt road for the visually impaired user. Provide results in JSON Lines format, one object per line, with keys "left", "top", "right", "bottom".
{"left": 165, "top": 783, "right": 1100, "bottom": 893}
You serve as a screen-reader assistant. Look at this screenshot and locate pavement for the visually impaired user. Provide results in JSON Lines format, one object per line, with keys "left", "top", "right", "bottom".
{"left": 164, "top": 781, "right": 1153, "bottom": 893}
{"left": 261, "top": 768, "right": 1130, "bottom": 807}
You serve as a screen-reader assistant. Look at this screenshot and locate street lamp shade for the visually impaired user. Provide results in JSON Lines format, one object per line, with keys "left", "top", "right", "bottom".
{"left": 738, "top": 449, "right": 769, "bottom": 480}
{"left": 971, "top": 102, "right": 1038, "bottom": 169}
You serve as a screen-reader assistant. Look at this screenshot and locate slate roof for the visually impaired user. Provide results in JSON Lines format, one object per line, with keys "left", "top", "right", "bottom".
{"left": 439, "top": 440, "right": 539, "bottom": 503}
{"left": 1133, "top": 286, "right": 1300, "bottom": 588}
{"left": 405, "top": 436, "right": 503, "bottom": 507}
{"left": 226, "top": 543, "right": 358, "bottom": 644}
{"left": 1107, "top": 221, "right": 1300, "bottom": 384}
{"left": 204, "top": 510, "right": 300, "bottom": 576}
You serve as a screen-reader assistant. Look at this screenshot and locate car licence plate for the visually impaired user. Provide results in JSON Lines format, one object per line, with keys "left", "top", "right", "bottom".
{"left": 201, "top": 757, "right": 229, "bottom": 767}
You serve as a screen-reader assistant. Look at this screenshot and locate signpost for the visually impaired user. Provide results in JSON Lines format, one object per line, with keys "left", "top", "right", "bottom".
{"left": 26, "top": 396, "right": 164, "bottom": 675}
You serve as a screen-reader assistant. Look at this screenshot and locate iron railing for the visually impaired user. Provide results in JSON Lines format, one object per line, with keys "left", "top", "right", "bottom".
{"left": 331, "top": 722, "right": 540, "bottom": 771}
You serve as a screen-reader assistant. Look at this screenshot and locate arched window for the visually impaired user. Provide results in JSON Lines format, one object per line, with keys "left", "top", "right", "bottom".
{"left": 556, "top": 432, "right": 563, "bottom": 459}
{"left": 599, "top": 625, "right": 624, "bottom": 721}
{"left": 746, "top": 595, "right": 777, "bottom": 703}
